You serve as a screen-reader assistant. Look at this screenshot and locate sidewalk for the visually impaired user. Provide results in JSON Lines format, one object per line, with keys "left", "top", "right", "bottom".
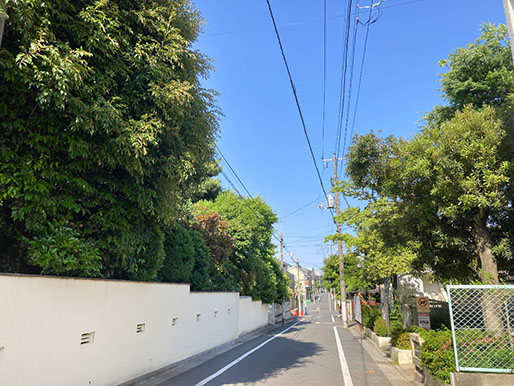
{"left": 344, "top": 321, "right": 422, "bottom": 386}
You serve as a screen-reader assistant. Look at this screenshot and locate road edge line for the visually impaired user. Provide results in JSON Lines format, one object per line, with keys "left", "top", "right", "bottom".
{"left": 333, "top": 326, "right": 354, "bottom": 386}
{"left": 194, "top": 321, "right": 301, "bottom": 386}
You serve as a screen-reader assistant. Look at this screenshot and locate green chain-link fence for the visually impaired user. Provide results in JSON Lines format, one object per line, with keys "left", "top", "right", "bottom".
{"left": 447, "top": 285, "right": 514, "bottom": 373}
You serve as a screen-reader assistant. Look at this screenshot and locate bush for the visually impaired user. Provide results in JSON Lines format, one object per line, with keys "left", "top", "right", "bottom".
{"left": 361, "top": 304, "right": 381, "bottom": 329}
{"left": 389, "top": 320, "right": 404, "bottom": 340}
{"left": 393, "top": 332, "right": 411, "bottom": 350}
{"left": 373, "top": 318, "right": 388, "bottom": 337}
{"left": 418, "top": 328, "right": 455, "bottom": 384}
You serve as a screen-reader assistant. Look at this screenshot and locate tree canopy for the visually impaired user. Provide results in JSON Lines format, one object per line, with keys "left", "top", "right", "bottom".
{"left": 193, "top": 191, "right": 287, "bottom": 303}
{"left": 336, "top": 24, "right": 514, "bottom": 284}
{"left": 0, "top": 0, "right": 218, "bottom": 280}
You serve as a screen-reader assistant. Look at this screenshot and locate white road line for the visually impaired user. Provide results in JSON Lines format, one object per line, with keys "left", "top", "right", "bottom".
{"left": 195, "top": 322, "right": 301, "bottom": 386}
{"left": 331, "top": 314, "right": 335, "bottom": 323}
{"left": 333, "top": 326, "right": 354, "bottom": 386}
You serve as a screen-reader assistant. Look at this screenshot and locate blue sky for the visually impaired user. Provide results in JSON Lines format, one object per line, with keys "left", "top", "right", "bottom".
{"left": 192, "top": 0, "right": 507, "bottom": 270}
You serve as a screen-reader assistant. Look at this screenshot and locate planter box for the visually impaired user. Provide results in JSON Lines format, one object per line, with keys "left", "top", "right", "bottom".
{"left": 371, "top": 331, "right": 391, "bottom": 350}
{"left": 391, "top": 346, "right": 413, "bottom": 365}
{"left": 423, "top": 367, "right": 449, "bottom": 386}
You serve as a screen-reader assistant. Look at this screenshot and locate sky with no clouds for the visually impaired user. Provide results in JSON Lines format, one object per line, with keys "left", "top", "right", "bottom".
{"left": 192, "top": 0, "right": 508, "bottom": 271}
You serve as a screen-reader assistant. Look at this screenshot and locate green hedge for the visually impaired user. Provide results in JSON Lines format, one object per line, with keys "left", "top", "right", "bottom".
{"left": 361, "top": 304, "right": 381, "bottom": 329}
{"left": 393, "top": 332, "right": 411, "bottom": 350}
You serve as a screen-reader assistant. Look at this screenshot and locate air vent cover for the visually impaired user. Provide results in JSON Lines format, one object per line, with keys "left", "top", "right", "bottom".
{"left": 81, "top": 332, "right": 95, "bottom": 345}
{"left": 136, "top": 323, "right": 145, "bottom": 333}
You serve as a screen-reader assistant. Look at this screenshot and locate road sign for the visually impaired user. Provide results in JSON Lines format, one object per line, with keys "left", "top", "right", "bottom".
{"left": 418, "top": 313, "right": 431, "bottom": 330}
{"left": 416, "top": 296, "right": 430, "bottom": 313}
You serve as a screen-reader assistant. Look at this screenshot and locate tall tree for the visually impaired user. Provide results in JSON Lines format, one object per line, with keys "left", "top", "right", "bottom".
{"left": 194, "top": 191, "right": 286, "bottom": 303}
{"left": 340, "top": 24, "right": 514, "bottom": 284}
{"left": 0, "top": 0, "right": 218, "bottom": 279}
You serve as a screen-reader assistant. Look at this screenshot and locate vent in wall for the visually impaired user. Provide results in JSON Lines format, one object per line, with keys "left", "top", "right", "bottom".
{"left": 80, "top": 332, "right": 95, "bottom": 345}
{"left": 196, "top": 314, "right": 201, "bottom": 321}
{"left": 172, "top": 317, "right": 178, "bottom": 326}
{"left": 136, "top": 323, "right": 145, "bottom": 333}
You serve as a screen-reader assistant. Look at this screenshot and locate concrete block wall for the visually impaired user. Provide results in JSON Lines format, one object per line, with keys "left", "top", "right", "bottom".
{"left": 0, "top": 274, "right": 269, "bottom": 386}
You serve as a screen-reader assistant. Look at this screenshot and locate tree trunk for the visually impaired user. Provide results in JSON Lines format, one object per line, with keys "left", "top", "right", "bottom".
{"left": 473, "top": 208, "right": 499, "bottom": 284}
{"left": 473, "top": 208, "right": 502, "bottom": 333}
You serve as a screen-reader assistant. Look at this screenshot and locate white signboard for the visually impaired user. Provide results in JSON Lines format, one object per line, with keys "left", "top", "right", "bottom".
{"left": 354, "top": 295, "right": 362, "bottom": 324}
{"left": 418, "top": 313, "right": 431, "bottom": 330}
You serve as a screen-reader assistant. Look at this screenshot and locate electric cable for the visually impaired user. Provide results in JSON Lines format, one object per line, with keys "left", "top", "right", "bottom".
{"left": 335, "top": 0, "right": 354, "bottom": 161}
{"left": 347, "top": 0, "right": 375, "bottom": 158}
{"left": 321, "top": 0, "right": 327, "bottom": 160}
{"left": 265, "top": 0, "right": 335, "bottom": 220}
{"left": 339, "top": 10, "right": 359, "bottom": 172}
{"left": 216, "top": 147, "right": 296, "bottom": 256}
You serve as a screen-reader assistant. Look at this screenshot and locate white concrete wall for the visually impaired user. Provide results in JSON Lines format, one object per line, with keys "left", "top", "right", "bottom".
{"left": 397, "top": 273, "right": 447, "bottom": 302}
{"left": 0, "top": 274, "right": 269, "bottom": 386}
{"left": 238, "top": 296, "right": 269, "bottom": 336}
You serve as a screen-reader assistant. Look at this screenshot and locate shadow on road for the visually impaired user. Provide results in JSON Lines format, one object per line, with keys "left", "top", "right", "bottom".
{"left": 208, "top": 327, "right": 324, "bottom": 385}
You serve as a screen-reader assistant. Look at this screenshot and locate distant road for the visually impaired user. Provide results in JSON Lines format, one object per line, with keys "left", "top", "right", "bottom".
{"left": 160, "top": 293, "right": 415, "bottom": 386}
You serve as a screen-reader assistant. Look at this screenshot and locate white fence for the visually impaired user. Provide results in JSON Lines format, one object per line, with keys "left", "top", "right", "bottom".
{"left": 0, "top": 274, "right": 270, "bottom": 386}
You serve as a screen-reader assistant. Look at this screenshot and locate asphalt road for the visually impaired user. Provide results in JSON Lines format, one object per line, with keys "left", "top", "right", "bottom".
{"left": 159, "top": 293, "right": 415, "bottom": 386}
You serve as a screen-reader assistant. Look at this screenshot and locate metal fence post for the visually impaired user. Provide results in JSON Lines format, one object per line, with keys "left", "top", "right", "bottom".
{"left": 446, "top": 286, "right": 460, "bottom": 372}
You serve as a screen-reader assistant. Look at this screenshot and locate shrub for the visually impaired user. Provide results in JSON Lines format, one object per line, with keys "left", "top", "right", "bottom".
{"left": 389, "top": 321, "right": 404, "bottom": 340}
{"left": 418, "top": 328, "right": 455, "bottom": 384}
{"left": 361, "top": 304, "right": 381, "bottom": 329}
{"left": 373, "top": 318, "right": 388, "bottom": 337}
{"left": 393, "top": 332, "right": 412, "bottom": 350}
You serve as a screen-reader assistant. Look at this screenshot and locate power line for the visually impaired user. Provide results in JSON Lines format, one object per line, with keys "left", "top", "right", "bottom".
{"left": 216, "top": 145, "right": 253, "bottom": 198}
{"left": 335, "top": 0, "right": 354, "bottom": 161}
{"left": 347, "top": 0, "right": 376, "bottom": 159}
{"left": 282, "top": 197, "right": 320, "bottom": 219}
{"left": 321, "top": 0, "right": 327, "bottom": 160}
{"left": 216, "top": 147, "right": 296, "bottom": 255}
{"left": 339, "top": 14, "right": 359, "bottom": 170}
{"left": 265, "top": 0, "right": 335, "bottom": 220}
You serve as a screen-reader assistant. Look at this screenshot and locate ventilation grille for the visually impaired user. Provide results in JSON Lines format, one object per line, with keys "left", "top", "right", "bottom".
{"left": 80, "top": 332, "right": 95, "bottom": 345}
{"left": 172, "top": 317, "right": 178, "bottom": 326}
{"left": 136, "top": 323, "right": 145, "bottom": 333}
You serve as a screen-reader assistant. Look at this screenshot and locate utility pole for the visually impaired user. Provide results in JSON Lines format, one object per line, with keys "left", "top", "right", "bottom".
{"left": 322, "top": 154, "right": 348, "bottom": 327}
{"left": 503, "top": 0, "right": 514, "bottom": 66}
{"left": 280, "top": 231, "right": 285, "bottom": 325}
{"left": 296, "top": 260, "right": 302, "bottom": 316}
